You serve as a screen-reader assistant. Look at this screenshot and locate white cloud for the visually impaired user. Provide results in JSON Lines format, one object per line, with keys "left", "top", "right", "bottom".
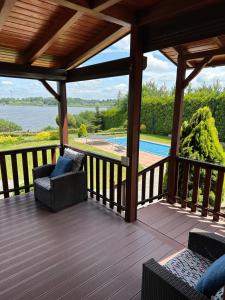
{"left": 1, "top": 80, "right": 13, "bottom": 85}
{"left": 102, "top": 35, "right": 130, "bottom": 54}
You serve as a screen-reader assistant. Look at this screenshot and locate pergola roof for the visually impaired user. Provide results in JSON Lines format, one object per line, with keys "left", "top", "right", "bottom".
{"left": 0, "top": 0, "right": 225, "bottom": 75}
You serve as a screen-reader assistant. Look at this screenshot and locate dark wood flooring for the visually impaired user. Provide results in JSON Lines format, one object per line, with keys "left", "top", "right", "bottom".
{"left": 0, "top": 193, "right": 185, "bottom": 300}
{"left": 137, "top": 201, "right": 225, "bottom": 247}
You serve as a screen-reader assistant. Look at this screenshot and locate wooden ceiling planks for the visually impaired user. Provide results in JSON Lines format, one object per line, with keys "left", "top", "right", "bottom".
{"left": 62, "top": 25, "right": 130, "bottom": 69}
{"left": 0, "top": 0, "right": 17, "bottom": 31}
{"left": 0, "top": 0, "right": 225, "bottom": 72}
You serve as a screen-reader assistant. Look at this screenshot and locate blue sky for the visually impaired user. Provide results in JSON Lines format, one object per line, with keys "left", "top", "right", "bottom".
{"left": 1, "top": 35, "right": 225, "bottom": 100}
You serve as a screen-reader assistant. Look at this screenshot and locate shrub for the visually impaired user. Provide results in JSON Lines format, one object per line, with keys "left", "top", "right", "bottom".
{"left": 0, "top": 119, "right": 22, "bottom": 132}
{"left": 0, "top": 135, "right": 23, "bottom": 144}
{"left": 179, "top": 106, "right": 225, "bottom": 206}
{"left": 78, "top": 124, "right": 88, "bottom": 138}
{"left": 56, "top": 113, "right": 76, "bottom": 128}
{"left": 36, "top": 130, "right": 59, "bottom": 141}
{"left": 104, "top": 127, "right": 126, "bottom": 133}
{"left": 140, "top": 124, "right": 147, "bottom": 133}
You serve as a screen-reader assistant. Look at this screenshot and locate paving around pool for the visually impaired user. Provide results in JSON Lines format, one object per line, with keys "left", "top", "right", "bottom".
{"left": 76, "top": 136, "right": 171, "bottom": 168}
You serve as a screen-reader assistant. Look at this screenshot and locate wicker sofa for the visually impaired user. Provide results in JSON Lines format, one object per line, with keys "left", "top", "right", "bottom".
{"left": 141, "top": 229, "right": 225, "bottom": 300}
{"left": 33, "top": 149, "right": 87, "bottom": 212}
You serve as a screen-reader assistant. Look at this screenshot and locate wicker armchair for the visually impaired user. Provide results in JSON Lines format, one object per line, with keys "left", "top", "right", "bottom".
{"left": 33, "top": 157, "right": 87, "bottom": 212}
{"left": 141, "top": 229, "right": 225, "bottom": 300}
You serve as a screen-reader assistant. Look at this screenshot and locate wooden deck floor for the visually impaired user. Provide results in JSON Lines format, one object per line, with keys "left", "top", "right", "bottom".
{"left": 138, "top": 201, "right": 225, "bottom": 247}
{"left": 0, "top": 193, "right": 186, "bottom": 300}
{"left": 1, "top": 195, "right": 224, "bottom": 300}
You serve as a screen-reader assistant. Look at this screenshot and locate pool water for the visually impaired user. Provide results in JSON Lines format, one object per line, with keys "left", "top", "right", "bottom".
{"left": 107, "top": 137, "right": 170, "bottom": 157}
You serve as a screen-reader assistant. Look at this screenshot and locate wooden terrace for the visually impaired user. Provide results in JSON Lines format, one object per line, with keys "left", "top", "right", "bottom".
{"left": 1, "top": 191, "right": 225, "bottom": 300}
{"left": 1, "top": 0, "right": 225, "bottom": 299}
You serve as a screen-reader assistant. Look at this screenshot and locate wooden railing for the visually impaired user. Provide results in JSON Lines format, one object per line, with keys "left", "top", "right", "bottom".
{"left": 176, "top": 157, "right": 225, "bottom": 221}
{"left": 65, "top": 145, "right": 127, "bottom": 214}
{"left": 137, "top": 157, "right": 170, "bottom": 207}
{"left": 0, "top": 144, "right": 60, "bottom": 198}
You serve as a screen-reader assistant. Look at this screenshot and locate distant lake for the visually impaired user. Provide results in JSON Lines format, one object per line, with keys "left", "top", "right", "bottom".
{"left": 0, "top": 105, "right": 107, "bottom": 131}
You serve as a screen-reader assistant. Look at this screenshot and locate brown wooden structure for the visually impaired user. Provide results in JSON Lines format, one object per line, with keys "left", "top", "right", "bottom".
{"left": 1, "top": 0, "right": 225, "bottom": 224}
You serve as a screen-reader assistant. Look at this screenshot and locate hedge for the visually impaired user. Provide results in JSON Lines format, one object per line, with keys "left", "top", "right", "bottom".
{"left": 102, "top": 91, "right": 225, "bottom": 141}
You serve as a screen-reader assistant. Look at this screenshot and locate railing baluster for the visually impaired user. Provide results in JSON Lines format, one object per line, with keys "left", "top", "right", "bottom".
{"left": 191, "top": 165, "right": 200, "bottom": 212}
{"left": 158, "top": 163, "right": 164, "bottom": 197}
{"left": 181, "top": 160, "right": 190, "bottom": 208}
{"left": 202, "top": 168, "right": 212, "bottom": 217}
{"left": 51, "top": 148, "right": 56, "bottom": 164}
{"left": 89, "top": 156, "right": 94, "bottom": 198}
{"left": 11, "top": 153, "right": 19, "bottom": 195}
{"left": 32, "top": 150, "right": 38, "bottom": 168}
{"left": 96, "top": 157, "right": 100, "bottom": 201}
{"left": 110, "top": 162, "right": 114, "bottom": 209}
{"left": 213, "top": 170, "right": 224, "bottom": 222}
{"left": 0, "top": 153, "right": 9, "bottom": 198}
{"left": 117, "top": 164, "right": 122, "bottom": 213}
{"left": 42, "top": 149, "right": 47, "bottom": 165}
{"left": 102, "top": 160, "right": 107, "bottom": 205}
{"left": 149, "top": 169, "right": 154, "bottom": 202}
{"left": 141, "top": 172, "right": 146, "bottom": 202}
{"left": 22, "top": 152, "right": 30, "bottom": 193}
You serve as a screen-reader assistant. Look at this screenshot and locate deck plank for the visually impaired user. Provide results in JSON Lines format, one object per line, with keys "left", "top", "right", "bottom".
{"left": 1, "top": 194, "right": 223, "bottom": 300}
{"left": 0, "top": 193, "right": 185, "bottom": 300}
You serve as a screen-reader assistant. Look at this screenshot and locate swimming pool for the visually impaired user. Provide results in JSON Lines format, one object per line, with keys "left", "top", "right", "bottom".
{"left": 107, "top": 137, "right": 170, "bottom": 157}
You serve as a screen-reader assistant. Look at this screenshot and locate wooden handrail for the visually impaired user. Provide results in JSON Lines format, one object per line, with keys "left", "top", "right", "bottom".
{"left": 178, "top": 156, "right": 225, "bottom": 172}
{"left": 65, "top": 144, "right": 122, "bottom": 165}
{"left": 138, "top": 156, "right": 170, "bottom": 175}
{"left": 0, "top": 144, "right": 60, "bottom": 155}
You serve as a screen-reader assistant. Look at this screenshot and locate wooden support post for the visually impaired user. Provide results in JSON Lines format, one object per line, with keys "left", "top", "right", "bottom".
{"left": 57, "top": 81, "right": 68, "bottom": 149}
{"left": 167, "top": 53, "right": 186, "bottom": 203}
{"left": 125, "top": 26, "right": 143, "bottom": 222}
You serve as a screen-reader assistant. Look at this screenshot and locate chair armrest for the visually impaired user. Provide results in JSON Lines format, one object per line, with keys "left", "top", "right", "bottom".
{"left": 142, "top": 259, "right": 208, "bottom": 300}
{"left": 33, "top": 164, "right": 55, "bottom": 179}
{"left": 188, "top": 229, "right": 225, "bottom": 261}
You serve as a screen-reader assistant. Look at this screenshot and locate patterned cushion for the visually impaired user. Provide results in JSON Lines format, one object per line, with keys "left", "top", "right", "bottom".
{"left": 63, "top": 148, "right": 84, "bottom": 172}
{"left": 164, "top": 249, "right": 224, "bottom": 299}
{"left": 35, "top": 177, "right": 51, "bottom": 190}
{"left": 165, "top": 249, "right": 211, "bottom": 287}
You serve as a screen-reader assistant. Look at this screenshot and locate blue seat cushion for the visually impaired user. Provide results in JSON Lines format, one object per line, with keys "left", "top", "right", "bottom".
{"left": 196, "top": 254, "right": 225, "bottom": 297}
{"left": 50, "top": 156, "right": 73, "bottom": 178}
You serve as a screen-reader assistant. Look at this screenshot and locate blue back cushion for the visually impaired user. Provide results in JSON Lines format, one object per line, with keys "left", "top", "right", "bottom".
{"left": 196, "top": 254, "right": 225, "bottom": 297}
{"left": 50, "top": 156, "right": 73, "bottom": 178}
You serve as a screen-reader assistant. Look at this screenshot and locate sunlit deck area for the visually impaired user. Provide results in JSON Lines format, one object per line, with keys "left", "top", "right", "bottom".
{"left": 0, "top": 193, "right": 224, "bottom": 300}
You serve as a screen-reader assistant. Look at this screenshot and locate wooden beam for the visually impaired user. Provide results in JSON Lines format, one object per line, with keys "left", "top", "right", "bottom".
{"left": 39, "top": 80, "right": 60, "bottom": 101}
{"left": 52, "top": 0, "right": 134, "bottom": 26}
{"left": 167, "top": 53, "right": 186, "bottom": 204}
{"left": 67, "top": 56, "right": 147, "bottom": 82}
{"left": 138, "top": 0, "right": 220, "bottom": 26}
{"left": 141, "top": 2, "right": 225, "bottom": 53}
{"left": 183, "top": 56, "right": 213, "bottom": 88}
{"left": 0, "top": 0, "right": 16, "bottom": 31}
{"left": 58, "top": 82, "right": 68, "bottom": 146}
{"left": 21, "top": 11, "right": 83, "bottom": 64}
{"left": 92, "top": 0, "right": 122, "bottom": 11}
{"left": 0, "top": 62, "right": 66, "bottom": 81}
{"left": 63, "top": 26, "right": 130, "bottom": 70}
{"left": 183, "top": 47, "right": 225, "bottom": 60}
{"left": 125, "top": 26, "right": 143, "bottom": 222}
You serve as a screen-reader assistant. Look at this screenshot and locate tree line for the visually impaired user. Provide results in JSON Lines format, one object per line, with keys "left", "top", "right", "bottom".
{"left": 0, "top": 97, "right": 116, "bottom": 107}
